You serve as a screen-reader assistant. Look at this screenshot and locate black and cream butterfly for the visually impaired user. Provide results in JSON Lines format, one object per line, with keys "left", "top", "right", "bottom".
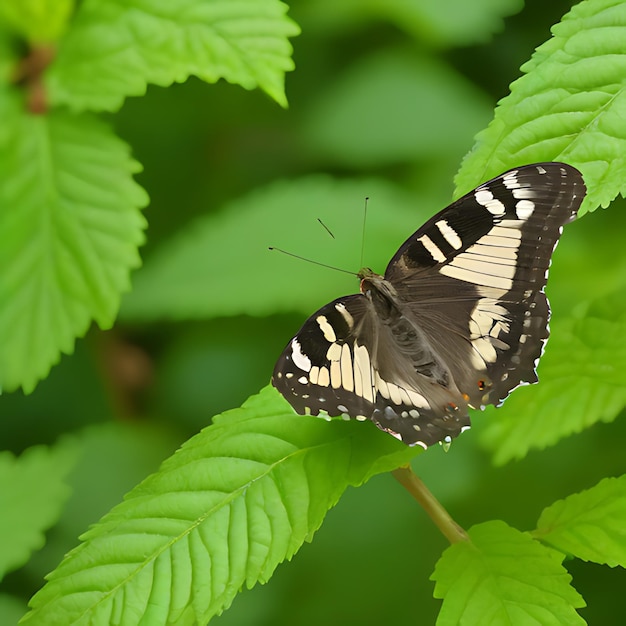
{"left": 272, "top": 163, "right": 585, "bottom": 449}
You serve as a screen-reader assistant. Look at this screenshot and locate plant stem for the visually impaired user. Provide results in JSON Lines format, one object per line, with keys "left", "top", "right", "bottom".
{"left": 392, "top": 464, "right": 468, "bottom": 544}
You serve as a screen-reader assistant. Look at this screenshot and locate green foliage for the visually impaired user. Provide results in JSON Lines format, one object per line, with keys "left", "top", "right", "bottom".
{"left": 535, "top": 475, "right": 626, "bottom": 567}
{"left": 455, "top": 0, "right": 626, "bottom": 211}
{"left": 0, "top": 442, "right": 77, "bottom": 579}
{"left": 22, "top": 387, "right": 416, "bottom": 625}
{"left": 433, "top": 521, "right": 585, "bottom": 625}
{"left": 46, "top": 0, "right": 299, "bottom": 112}
{"left": 0, "top": 0, "right": 297, "bottom": 393}
{"left": 0, "top": 96, "right": 147, "bottom": 392}
{"left": 0, "top": 0, "right": 73, "bottom": 42}
{"left": 1, "top": 0, "right": 626, "bottom": 624}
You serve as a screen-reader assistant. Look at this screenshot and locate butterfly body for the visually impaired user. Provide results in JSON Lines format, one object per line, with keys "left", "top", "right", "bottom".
{"left": 273, "top": 163, "right": 586, "bottom": 448}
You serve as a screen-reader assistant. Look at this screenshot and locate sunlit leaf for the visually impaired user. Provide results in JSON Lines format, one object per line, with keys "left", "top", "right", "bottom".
{"left": 535, "top": 475, "right": 626, "bottom": 567}
{"left": 0, "top": 91, "right": 147, "bottom": 392}
{"left": 46, "top": 0, "right": 300, "bottom": 111}
{"left": 456, "top": 0, "right": 626, "bottom": 213}
{"left": 432, "top": 521, "right": 585, "bottom": 625}
{"left": 22, "top": 386, "right": 416, "bottom": 625}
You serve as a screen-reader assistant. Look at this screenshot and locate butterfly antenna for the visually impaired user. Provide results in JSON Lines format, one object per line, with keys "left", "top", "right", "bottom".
{"left": 268, "top": 247, "right": 357, "bottom": 276}
{"left": 360, "top": 197, "right": 369, "bottom": 269}
{"left": 317, "top": 218, "right": 335, "bottom": 239}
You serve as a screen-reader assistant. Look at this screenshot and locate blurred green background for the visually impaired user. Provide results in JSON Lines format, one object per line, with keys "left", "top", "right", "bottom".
{"left": 2, "top": 0, "right": 626, "bottom": 623}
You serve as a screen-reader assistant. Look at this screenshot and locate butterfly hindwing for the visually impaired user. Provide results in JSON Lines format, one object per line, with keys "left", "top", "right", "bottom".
{"left": 273, "top": 163, "right": 586, "bottom": 447}
{"left": 272, "top": 294, "right": 471, "bottom": 447}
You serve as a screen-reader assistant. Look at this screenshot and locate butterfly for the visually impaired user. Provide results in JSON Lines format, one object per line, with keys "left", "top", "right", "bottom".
{"left": 272, "top": 163, "right": 586, "bottom": 448}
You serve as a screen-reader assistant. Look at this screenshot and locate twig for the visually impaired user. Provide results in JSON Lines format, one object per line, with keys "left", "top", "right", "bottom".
{"left": 392, "top": 464, "right": 468, "bottom": 544}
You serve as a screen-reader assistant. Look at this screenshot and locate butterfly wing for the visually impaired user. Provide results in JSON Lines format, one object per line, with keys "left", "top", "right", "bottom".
{"left": 384, "top": 162, "right": 586, "bottom": 410}
{"left": 272, "top": 293, "right": 471, "bottom": 447}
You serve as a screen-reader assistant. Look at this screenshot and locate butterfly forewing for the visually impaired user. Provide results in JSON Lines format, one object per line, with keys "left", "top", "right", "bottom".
{"left": 385, "top": 163, "right": 585, "bottom": 410}
{"left": 272, "top": 163, "right": 586, "bottom": 448}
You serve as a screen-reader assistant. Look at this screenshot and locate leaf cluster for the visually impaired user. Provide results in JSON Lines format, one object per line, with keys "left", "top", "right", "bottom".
{"left": 1, "top": 0, "right": 626, "bottom": 625}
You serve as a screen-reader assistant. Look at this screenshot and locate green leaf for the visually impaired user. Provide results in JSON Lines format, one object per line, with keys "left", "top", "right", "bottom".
{"left": 432, "top": 520, "right": 585, "bottom": 626}
{"left": 0, "top": 0, "right": 74, "bottom": 42}
{"left": 22, "top": 386, "right": 417, "bottom": 625}
{"left": 455, "top": 0, "right": 626, "bottom": 213}
{"left": 480, "top": 290, "right": 626, "bottom": 465}
{"left": 46, "top": 0, "right": 300, "bottom": 112}
{"left": 535, "top": 475, "right": 626, "bottom": 567}
{"left": 120, "top": 176, "right": 431, "bottom": 321}
{"left": 300, "top": 49, "right": 491, "bottom": 167}
{"left": 0, "top": 91, "right": 147, "bottom": 392}
{"left": 0, "top": 441, "right": 77, "bottom": 580}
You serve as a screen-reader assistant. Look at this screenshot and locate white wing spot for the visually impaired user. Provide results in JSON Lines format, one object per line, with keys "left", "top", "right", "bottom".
{"left": 502, "top": 171, "right": 520, "bottom": 189}
{"left": 330, "top": 359, "right": 341, "bottom": 389}
{"left": 353, "top": 344, "right": 374, "bottom": 403}
{"left": 475, "top": 189, "right": 506, "bottom": 215}
{"left": 435, "top": 220, "right": 463, "bottom": 250}
{"left": 334, "top": 302, "right": 355, "bottom": 328}
{"left": 483, "top": 227, "right": 523, "bottom": 245}
{"left": 440, "top": 260, "right": 514, "bottom": 291}
{"left": 375, "top": 371, "right": 389, "bottom": 399}
{"left": 512, "top": 188, "right": 535, "bottom": 200}
{"left": 326, "top": 342, "right": 341, "bottom": 361}
{"left": 465, "top": 242, "right": 517, "bottom": 263}
{"left": 386, "top": 382, "right": 403, "bottom": 405}
{"left": 317, "top": 366, "right": 330, "bottom": 387}
{"left": 406, "top": 389, "right": 430, "bottom": 409}
{"left": 340, "top": 344, "right": 354, "bottom": 392}
{"left": 298, "top": 376, "right": 308, "bottom": 384}
{"left": 291, "top": 339, "right": 312, "bottom": 372}
{"left": 418, "top": 234, "right": 446, "bottom": 263}
{"left": 516, "top": 199, "right": 535, "bottom": 219}
{"left": 316, "top": 315, "right": 337, "bottom": 342}
{"left": 471, "top": 337, "right": 498, "bottom": 363}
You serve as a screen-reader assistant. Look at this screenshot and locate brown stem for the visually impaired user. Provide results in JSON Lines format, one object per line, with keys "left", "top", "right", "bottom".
{"left": 12, "top": 44, "right": 56, "bottom": 114}
{"left": 392, "top": 464, "right": 468, "bottom": 544}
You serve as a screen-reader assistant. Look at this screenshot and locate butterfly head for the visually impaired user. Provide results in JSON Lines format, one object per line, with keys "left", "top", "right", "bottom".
{"left": 358, "top": 268, "right": 400, "bottom": 319}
